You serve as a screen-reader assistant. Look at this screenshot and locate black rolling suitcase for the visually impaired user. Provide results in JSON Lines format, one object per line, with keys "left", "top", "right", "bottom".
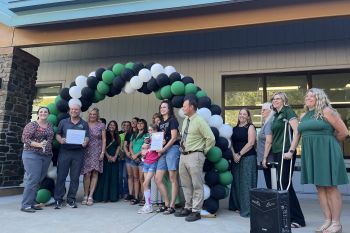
{"left": 250, "top": 120, "right": 293, "bottom": 233}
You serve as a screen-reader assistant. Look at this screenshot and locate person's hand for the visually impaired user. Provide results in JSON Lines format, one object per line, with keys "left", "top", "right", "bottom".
{"left": 99, "top": 152, "right": 104, "bottom": 161}
{"left": 82, "top": 140, "right": 88, "bottom": 148}
{"left": 60, "top": 138, "right": 66, "bottom": 144}
{"left": 233, "top": 153, "right": 241, "bottom": 163}
{"left": 157, "top": 148, "right": 165, "bottom": 155}
{"left": 41, "top": 140, "right": 47, "bottom": 153}
{"left": 283, "top": 151, "right": 293, "bottom": 160}
{"left": 162, "top": 139, "right": 166, "bottom": 145}
{"left": 262, "top": 157, "right": 268, "bottom": 168}
{"left": 132, "top": 153, "right": 137, "bottom": 160}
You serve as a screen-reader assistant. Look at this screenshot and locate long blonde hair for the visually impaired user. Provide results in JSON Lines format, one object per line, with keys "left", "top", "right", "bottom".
{"left": 304, "top": 88, "right": 335, "bottom": 119}
{"left": 87, "top": 106, "right": 100, "bottom": 122}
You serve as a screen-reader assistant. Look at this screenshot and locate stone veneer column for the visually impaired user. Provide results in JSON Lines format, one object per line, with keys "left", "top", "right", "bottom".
{"left": 0, "top": 47, "right": 39, "bottom": 187}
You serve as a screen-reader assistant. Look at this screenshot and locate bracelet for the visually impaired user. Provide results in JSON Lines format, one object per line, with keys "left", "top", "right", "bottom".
{"left": 238, "top": 152, "right": 241, "bottom": 156}
{"left": 289, "top": 149, "right": 295, "bottom": 153}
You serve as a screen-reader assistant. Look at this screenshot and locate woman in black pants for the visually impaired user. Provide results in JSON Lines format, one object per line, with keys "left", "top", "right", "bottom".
{"left": 270, "top": 92, "right": 305, "bottom": 228}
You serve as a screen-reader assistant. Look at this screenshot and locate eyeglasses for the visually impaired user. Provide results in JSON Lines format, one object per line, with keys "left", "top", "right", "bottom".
{"left": 261, "top": 109, "right": 270, "bottom": 112}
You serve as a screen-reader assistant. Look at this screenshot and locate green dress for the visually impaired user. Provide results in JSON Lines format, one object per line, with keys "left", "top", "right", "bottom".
{"left": 298, "top": 110, "right": 348, "bottom": 186}
{"left": 93, "top": 140, "right": 119, "bottom": 202}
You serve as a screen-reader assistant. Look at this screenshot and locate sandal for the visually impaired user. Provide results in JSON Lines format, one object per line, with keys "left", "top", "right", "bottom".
{"left": 130, "top": 199, "right": 140, "bottom": 205}
{"left": 87, "top": 197, "right": 94, "bottom": 206}
{"left": 291, "top": 222, "right": 302, "bottom": 228}
{"left": 163, "top": 207, "right": 175, "bottom": 215}
{"left": 82, "top": 196, "right": 88, "bottom": 205}
{"left": 156, "top": 205, "right": 168, "bottom": 213}
{"left": 324, "top": 222, "right": 342, "bottom": 233}
{"left": 315, "top": 219, "right": 331, "bottom": 233}
{"left": 138, "top": 199, "right": 145, "bottom": 206}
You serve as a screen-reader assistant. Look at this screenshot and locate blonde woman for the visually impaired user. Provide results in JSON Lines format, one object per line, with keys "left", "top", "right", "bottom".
{"left": 81, "top": 107, "right": 106, "bottom": 205}
{"left": 298, "top": 88, "right": 348, "bottom": 233}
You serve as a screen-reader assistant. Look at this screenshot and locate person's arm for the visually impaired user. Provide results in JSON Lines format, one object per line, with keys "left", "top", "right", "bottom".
{"left": 56, "top": 121, "right": 66, "bottom": 144}
{"left": 82, "top": 122, "right": 90, "bottom": 148}
{"left": 323, "top": 107, "right": 349, "bottom": 141}
{"left": 198, "top": 119, "right": 215, "bottom": 154}
{"left": 235, "top": 125, "right": 256, "bottom": 163}
{"left": 99, "top": 128, "right": 106, "bottom": 160}
{"left": 283, "top": 118, "right": 300, "bottom": 160}
{"left": 22, "top": 122, "right": 44, "bottom": 148}
{"left": 158, "top": 129, "right": 178, "bottom": 154}
{"left": 262, "top": 134, "right": 272, "bottom": 168}
{"left": 113, "top": 145, "right": 120, "bottom": 162}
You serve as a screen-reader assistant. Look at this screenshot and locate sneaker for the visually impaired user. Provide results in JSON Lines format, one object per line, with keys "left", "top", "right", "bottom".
{"left": 31, "top": 205, "right": 43, "bottom": 210}
{"left": 185, "top": 212, "right": 201, "bottom": 222}
{"left": 137, "top": 205, "right": 153, "bottom": 214}
{"left": 67, "top": 201, "right": 78, "bottom": 208}
{"left": 174, "top": 208, "right": 191, "bottom": 217}
{"left": 20, "top": 207, "right": 36, "bottom": 213}
{"left": 54, "top": 201, "right": 63, "bottom": 209}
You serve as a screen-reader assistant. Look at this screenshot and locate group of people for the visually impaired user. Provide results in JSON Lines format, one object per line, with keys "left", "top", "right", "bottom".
{"left": 20, "top": 88, "right": 348, "bottom": 231}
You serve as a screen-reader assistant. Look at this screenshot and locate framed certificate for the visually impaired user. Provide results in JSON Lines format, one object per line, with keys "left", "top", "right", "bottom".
{"left": 66, "top": 129, "right": 86, "bottom": 144}
{"left": 150, "top": 132, "right": 164, "bottom": 151}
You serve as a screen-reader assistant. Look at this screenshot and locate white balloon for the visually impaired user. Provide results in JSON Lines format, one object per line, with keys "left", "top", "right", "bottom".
{"left": 203, "top": 184, "right": 211, "bottom": 200}
{"left": 197, "top": 108, "right": 212, "bottom": 122}
{"left": 164, "top": 65, "right": 176, "bottom": 76}
{"left": 88, "top": 71, "right": 96, "bottom": 77}
{"left": 47, "top": 162, "right": 57, "bottom": 180}
{"left": 150, "top": 63, "right": 164, "bottom": 78}
{"left": 124, "top": 82, "right": 135, "bottom": 94}
{"left": 69, "top": 86, "right": 82, "bottom": 99}
{"left": 180, "top": 74, "right": 185, "bottom": 78}
{"left": 209, "top": 115, "right": 223, "bottom": 129}
{"left": 130, "top": 76, "right": 143, "bottom": 90}
{"left": 75, "top": 75, "right": 87, "bottom": 87}
{"left": 219, "top": 124, "right": 233, "bottom": 139}
{"left": 178, "top": 108, "right": 185, "bottom": 118}
{"left": 138, "top": 68, "right": 152, "bottom": 82}
{"left": 68, "top": 98, "right": 82, "bottom": 107}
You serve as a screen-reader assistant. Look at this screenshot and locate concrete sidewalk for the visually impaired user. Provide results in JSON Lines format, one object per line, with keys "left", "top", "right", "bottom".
{"left": 0, "top": 192, "right": 349, "bottom": 233}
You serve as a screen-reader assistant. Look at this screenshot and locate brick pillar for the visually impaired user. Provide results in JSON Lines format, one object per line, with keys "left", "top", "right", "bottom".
{"left": 0, "top": 47, "right": 39, "bottom": 187}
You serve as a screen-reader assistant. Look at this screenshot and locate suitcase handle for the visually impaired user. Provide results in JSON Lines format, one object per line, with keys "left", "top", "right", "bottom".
{"left": 279, "top": 119, "right": 293, "bottom": 191}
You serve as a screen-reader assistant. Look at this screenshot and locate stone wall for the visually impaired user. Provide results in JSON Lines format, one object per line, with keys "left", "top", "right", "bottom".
{"left": 0, "top": 47, "right": 39, "bottom": 186}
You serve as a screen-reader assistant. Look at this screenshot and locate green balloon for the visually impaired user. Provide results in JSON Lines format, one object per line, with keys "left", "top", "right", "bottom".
{"left": 102, "top": 70, "right": 115, "bottom": 85}
{"left": 125, "top": 62, "right": 134, "bottom": 70}
{"left": 171, "top": 81, "right": 185, "bottom": 96}
{"left": 93, "top": 90, "right": 105, "bottom": 103}
{"left": 47, "top": 114, "right": 58, "bottom": 126}
{"left": 185, "top": 83, "right": 198, "bottom": 95}
{"left": 54, "top": 95, "right": 62, "bottom": 104}
{"left": 196, "top": 90, "right": 207, "bottom": 98}
{"left": 47, "top": 103, "right": 59, "bottom": 115}
{"left": 160, "top": 85, "right": 173, "bottom": 99}
{"left": 36, "top": 189, "right": 51, "bottom": 204}
{"left": 214, "top": 158, "right": 229, "bottom": 172}
{"left": 207, "top": 146, "right": 222, "bottom": 163}
{"left": 97, "top": 81, "right": 110, "bottom": 95}
{"left": 53, "top": 139, "right": 60, "bottom": 149}
{"left": 154, "top": 90, "right": 163, "bottom": 100}
{"left": 219, "top": 171, "right": 233, "bottom": 186}
{"left": 112, "top": 63, "right": 124, "bottom": 76}
{"left": 53, "top": 126, "right": 58, "bottom": 134}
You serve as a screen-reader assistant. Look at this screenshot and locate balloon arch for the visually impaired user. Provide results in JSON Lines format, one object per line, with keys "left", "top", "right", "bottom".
{"left": 46, "top": 62, "right": 234, "bottom": 214}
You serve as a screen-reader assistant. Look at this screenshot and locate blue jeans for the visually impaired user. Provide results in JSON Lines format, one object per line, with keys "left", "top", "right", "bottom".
{"left": 118, "top": 159, "right": 128, "bottom": 196}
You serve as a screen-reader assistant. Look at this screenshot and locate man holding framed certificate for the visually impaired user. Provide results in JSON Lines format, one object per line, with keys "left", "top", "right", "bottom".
{"left": 54, "top": 104, "right": 89, "bottom": 209}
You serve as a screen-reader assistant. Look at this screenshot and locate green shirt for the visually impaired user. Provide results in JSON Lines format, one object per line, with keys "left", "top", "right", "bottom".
{"left": 131, "top": 133, "right": 149, "bottom": 154}
{"left": 271, "top": 106, "right": 297, "bottom": 153}
{"left": 119, "top": 132, "right": 125, "bottom": 152}
{"left": 181, "top": 113, "right": 215, "bottom": 154}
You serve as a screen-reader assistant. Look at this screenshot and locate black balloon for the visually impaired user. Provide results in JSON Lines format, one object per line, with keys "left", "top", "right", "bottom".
{"left": 156, "top": 73, "right": 170, "bottom": 88}
{"left": 95, "top": 67, "right": 105, "bottom": 81}
{"left": 121, "top": 68, "right": 135, "bottom": 82}
{"left": 210, "top": 104, "right": 222, "bottom": 115}
{"left": 182, "top": 76, "right": 194, "bottom": 85}
{"left": 140, "top": 82, "right": 152, "bottom": 95}
{"left": 203, "top": 197, "right": 219, "bottom": 214}
{"left": 203, "top": 159, "right": 214, "bottom": 172}
{"left": 87, "top": 76, "right": 99, "bottom": 89}
{"left": 57, "top": 112, "right": 70, "bottom": 122}
{"left": 107, "top": 65, "right": 113, "bottom": 71}
{"left": 198, "top": 96, "right": 212, "bottom": 109}
{"left": 222, "top": 148, "right": 233, "bottom": 162}
{"left": 132, "top": 62, "right": 145, "bottom": 74}
{"left": 211, "top": 127, "right": 220, "bottom": 140}
{"left": 169, "top": 72, "right": 182, "bottom": 84}
{"left": 70, "top": 81, "right": 76, "bottom": 88}
{"left": 210, "top": 185, "right": 226, "bottom": 200}
{"left": 81, "top": 87, "right": 94, "bottom": 100}
{"left": 40, "top": 177, "right": 55, "bottom": 195}
{"left": 59, "top": 88, "right": 71, "bottom": 101}
{"left": 204, "top": 170, "right": 219, "bottom": 187}
{"left": 171, "top": 95, "right": 184, "bottom": 108}
{"left": 216, "top": 136, "right": 229, "bottom": 151}
{"left": 56, "top": 99, "right": 69, "bottom": 113}
{"left": 147, "top": 77, "right": 160, "bottom": 92}
{"left": 145, "top": 62, "right": 155, "bottom": 70}
{"left": 80, "top": 98, "right": 92, "bottom": 112}
{"left": 106, "top": 86, "right": 122, "bottom": 97}
{"left": 113, "top": 76, "right": 126, "bottom": 89}
{"left": 184, "top": 93, "right": 198, "bottom": 102}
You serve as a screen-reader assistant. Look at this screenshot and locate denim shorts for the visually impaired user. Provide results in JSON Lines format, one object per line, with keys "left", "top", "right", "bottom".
{"left": 143, "top": 162, "right": 157, "bottom": 173}
{"left": 157, "top": 145, "right": 180, "bottom": 171}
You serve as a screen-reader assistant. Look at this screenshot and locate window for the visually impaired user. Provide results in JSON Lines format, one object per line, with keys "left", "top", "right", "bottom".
{"left": 32, "top": 85, "right": 61, "bottom": 121}
{"left": 223, "top": 70, "right": 350, "bottom": 158}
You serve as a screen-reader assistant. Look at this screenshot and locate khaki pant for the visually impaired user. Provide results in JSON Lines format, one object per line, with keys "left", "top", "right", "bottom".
{"left": 179, "top": 152, "right": 205, "bottom": 212}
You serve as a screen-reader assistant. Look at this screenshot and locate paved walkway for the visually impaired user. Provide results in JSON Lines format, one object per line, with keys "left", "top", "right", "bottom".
{"left": 0, "top": 192, "right": 349, "bottom": 233}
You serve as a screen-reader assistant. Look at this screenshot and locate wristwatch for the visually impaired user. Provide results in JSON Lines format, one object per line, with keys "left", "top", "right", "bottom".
{"left": 289, "top": 149, "right": 295, "bottom": 153}
{"left": 237, "top": 152, "right": 241, "bottom": 156}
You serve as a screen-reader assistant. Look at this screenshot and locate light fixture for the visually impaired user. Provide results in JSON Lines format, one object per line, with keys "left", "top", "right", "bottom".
{"left": 345, "top": 83, "right": 350, "bottom": 88}
{"left": 258, "top": 86, "right": 300, "bottom": 91}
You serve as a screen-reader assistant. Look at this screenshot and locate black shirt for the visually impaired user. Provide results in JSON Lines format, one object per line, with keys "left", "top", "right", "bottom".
{"left": 57, "top": 117, "right": 89, "bottom": 150}
{"left": 231, "top": 123, "right": 256, "bottom": 157}
{"left": 159, "top": 117, "right": 180, "bottom": 146}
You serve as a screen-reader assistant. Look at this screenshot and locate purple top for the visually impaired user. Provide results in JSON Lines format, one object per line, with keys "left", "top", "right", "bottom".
{"left": 22, "top": 121, "right": 54, "bottom": 156}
